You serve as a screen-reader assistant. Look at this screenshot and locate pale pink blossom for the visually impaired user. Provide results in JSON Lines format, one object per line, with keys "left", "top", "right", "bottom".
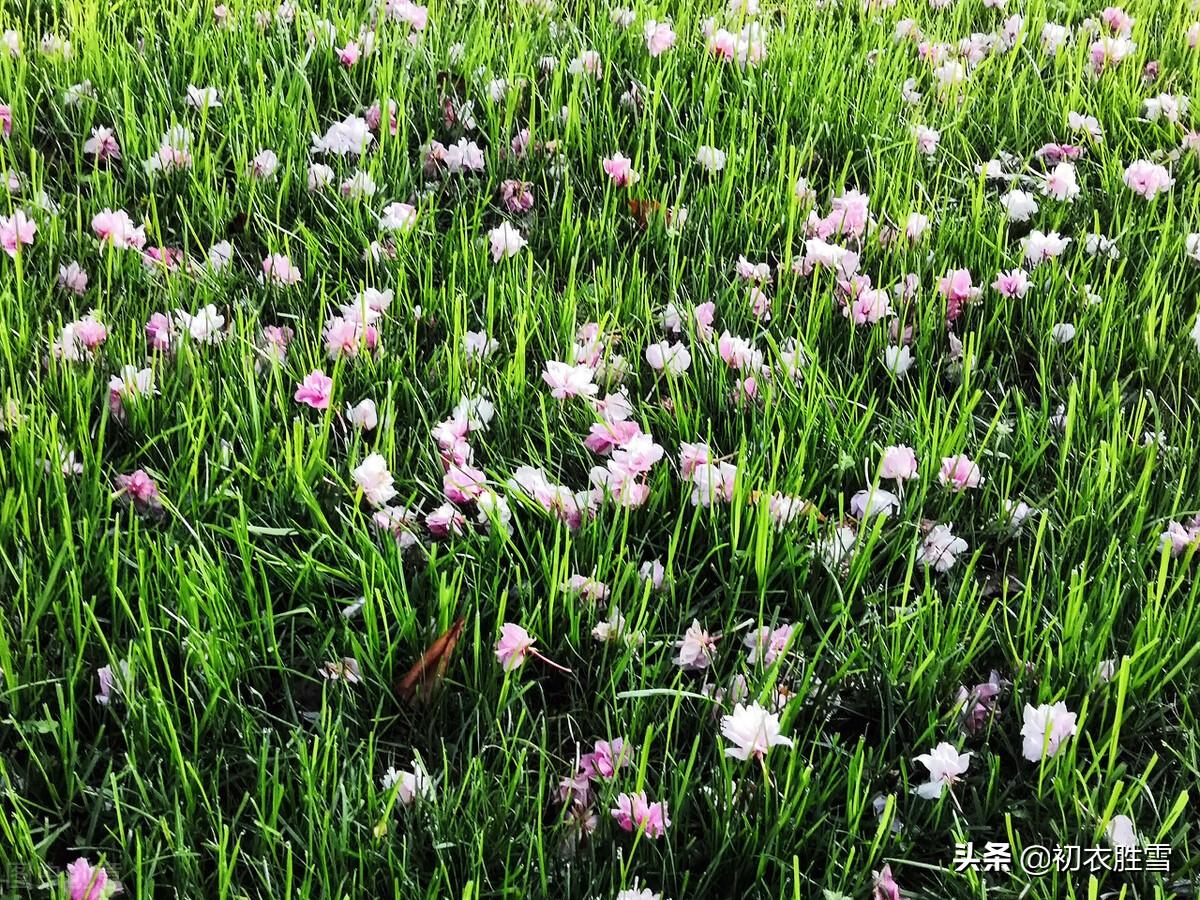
{"left": 488, "top": 222, "right": 526, "bottom": 261}
{"left": 262, "top": 253, "right": 301, "bottom": 286}
{"left": 602, "top": 153, "right": 639, "bottom": 187}
{"left": 84, "top": 126, "right": 120, "bottom": 161}
{"left": 643, "top": 20, "right": 676, "bottom": 56}
{"left": 938, "top": 455, "right": 982, "bottom": 491}
{"left": 993, "top": 268, "right": 1031, "bottom": 298}
{"left": 744, "top": 623, "right": 794, "bottom": 665}
{"left": 495, "top": 622, "right": 536, "bottom": 671}
{"left": 1123, "top": 160, "right": 1173, "bottom": 199}
{"left": 0, "top": 209, "right": 36, "bottom": 257}
{"left": 543, "top": 361, "right": 598, "bottom": 399}
{"left": 675, "top": 620, "right": 717, "bottom": 670}
{"left": 690, "top": 461, "right": 737, "bottom": 507}
{"left": 880, "top": 445, "right": 918, "bottom": 481}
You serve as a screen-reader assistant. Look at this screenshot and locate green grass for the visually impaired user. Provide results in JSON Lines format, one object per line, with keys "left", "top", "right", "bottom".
{"left": 1, "top": 0, "right": 1199, "bottom": 897}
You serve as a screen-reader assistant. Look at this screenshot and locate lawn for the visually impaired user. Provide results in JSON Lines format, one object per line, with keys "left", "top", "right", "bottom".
{"left": 1, "top": 0, "right": 1199, "bottom": 898}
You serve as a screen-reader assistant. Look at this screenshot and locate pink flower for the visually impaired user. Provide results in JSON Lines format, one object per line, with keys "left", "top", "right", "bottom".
{"left": 0, "top": 104, "right": 10, "bottom": 138}
{"left": 938, "top": 268, "right": 979, "bottom": 322}
{"left": 584, "top": 419, "right": 642, "bottom": 455}
{"left": 324, "top": 316, "right": 379, "bottom": 359}
{"left": 337, "top": 41, "right": 360, "bottom": 66}
{"left": 643, "top": 20, "right": 676, "bottom": 56}
{"left": 1100, "top": 6, "right": 1133, "bottom": 36}
{"left": 956, "top": 671, "right": 1005, "bottom": 734}
{"left": 294, "top": 370, "right": 334, "bottom": 409}
{"left": 602, "top": 153, "right": 639, "bottom": 187}
{"left": 59, "top": 261, "right": 88, "bottom": 294}
{"left": 992, "top": 268, "right": 1031, "bottom": 299}
{"left": 679, "top": 442, "right": 712, "bottom": 478}
{"left": 262, "top": 253, "right": 301, "bottom": 286}
{"left": 744, "top": 623, "right": 794, "bottom": 664}
{"left": 610, "top": 792, "right": 670, "bottom": 838}
{"left": 443, "top": 464, "right": 487, "bottom": 503}
{"left": 495, "top": 622, "right": 536, "bottom": 671}
{"left": 543, "top": 361, "right": 598, "bottom": 399}
{"left": 938, "top": 455, "right": 982, "bottom": 491}
{"left": 365, "top": 99, "right": 400, "bottom": 135}
{"left": 873, "top": 864, "right": 900, "bottom": 900}
{"left": 93, "top": 209, "right": 145, "bottom": 249}
{"left": 499, "top": 179, "right": 534, "bottom": 213}
{"left": 146, "top": 313, "right": 175, "bottom": 352}
{"left": 879, "top": 445, "right": 918, "bottom": 481}
{"left": 675, "top": 620, "right": 717, "bottom": 669}
{"left": 1123, "top": 160, "right": 1173, "bottom": 199}
{"left": 66, "top": 858, "right": 119, "bottom": 900}
{"left": 0, "top": 209, "right": 36, "bottom": 257}
{"left": 115, "top": 469, "right": 161, "bottom": 510}
{"left": 83, "top": 125, "right": 121, "bottom": 161}
{"left": 426, "top": 502, "right": 466, "bottom": 537}
{"left": 694, "top": 301, "right": 716, "bottom": 339}
{"left": 259, "top": 325, "right": 293, "bottom": 364}
{"left": 579, "top": 737, "right": 630, "bottom": 779}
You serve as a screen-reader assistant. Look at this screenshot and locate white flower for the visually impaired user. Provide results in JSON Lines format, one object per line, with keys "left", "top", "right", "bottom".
{"left": 352, "top": 453, "right": 397, "bottom": 507}
{"left": 207, "top": 241, "right": 232, "bottom": 271}
{"left": 1191, "top": 310, "right": 1200, "bottom": 354}
{"left": 464, "top": 331, "right": 499, "bottom": 359}
{"left": 720, "top": 702, "right": 793, "bottom": 760}
{"left": 913, "top": 124, "right": 940, "bottom": 156}
{"left": 346, "top": 398, "right": 378, "bottom": 431}
{"left": 186, "top": 84, "right": 221, "bottom": 109}
{"left": 1021, "top": 701, "right": 1077, "bottom": 761}
{"left": 1050, "top": 323, "right": 1076, "bottom": 344}
{"left": 307, "top": 163, "right": 334, "bottom": 191}
{"left": 176, "top": 304, "right": 225, "bottom": 343}
{"left": 882, "top": 345, "right": 913, "bottom": 377}
{"left": 819, "top": 524, "right": 858, "bottom": 569}
{"left": 380, "top": 202, "right": 417, "bottom": 232}
{"left": 311, "top": 115, "right": 374, "bottom": 155}
{"left": 1106, "top": 815, "right": 1137, "bottom": 849}
{"left": 249, "top": 148, "right": 278, "bottom": 178}
{"left": 109, "top": 365, "right": 155, "bottom": 402}
{"left": 645, "top": 341, "right": 691, "bottom": 375}
{"left": 1186, "top": 233, "right": 1200, "bottom": 263}
{"left": 1084, "top": 233, "right": 1119, "bottom": 259}
{"left": 695, "top": 145, "right": 726, "bottom": 173}
{"left": 850, "top": 487, "right": 900, "bottom": 519}
{"left": 1003, "top": 499, "right": 1035, "bottom": 530}
{"left": 1068, "top": 111, "right": 1104, "bottom": 142}
{"left": 381, "top": 761, "right": 433, "bottom": 805}
{"left": 1022, "top": 230, "right": 1071, "bottom": 266}
{"left": 1000, "top": 189, "right": 1038, "bottom": 222}
{"left": 340, "top": 169, "right": 377, "bottom": 200}
{"left": 916, "top": 523, "right": 968, "bottom": 572}
{"left": 488, "top": 222, "right": 526, "bottom": 262}
{"left": 913, "top": 742, "right": 971, "bottom": 800}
